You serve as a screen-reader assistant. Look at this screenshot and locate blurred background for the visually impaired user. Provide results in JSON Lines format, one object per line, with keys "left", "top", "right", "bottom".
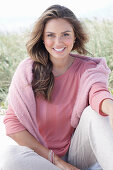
{"left": 0, "top": 0, "right": 113, "bottom": 112}
{"left": 0, "top": 0, "right": 113, "bottom": 32}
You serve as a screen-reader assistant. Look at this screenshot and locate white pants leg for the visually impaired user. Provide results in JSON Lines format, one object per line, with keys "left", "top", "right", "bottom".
{"left": 68, "top": 105, "right": 113, "bottom": 170}
{"left": 0, "top": 145, "right": 60, "bottom": 170}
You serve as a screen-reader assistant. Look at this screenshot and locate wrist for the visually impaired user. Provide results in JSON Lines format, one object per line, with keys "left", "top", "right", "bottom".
{"left": 54, "top": 154, "right": 60, "bottom": 166}
{"left": 101, "top": 99, "right": 113, "bottom": 116}
{"left": 48, "top": 150, "right": 66, "bottom": 169}
{"left": 48, "top": 150, "right": 55, "bottom": 164}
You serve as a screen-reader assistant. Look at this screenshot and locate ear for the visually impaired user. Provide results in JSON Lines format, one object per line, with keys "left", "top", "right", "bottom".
{"left": 74, "top": 37, "right": 76, "bottom": 43}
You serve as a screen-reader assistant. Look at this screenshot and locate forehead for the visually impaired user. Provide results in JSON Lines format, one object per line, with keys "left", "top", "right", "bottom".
{"left": 44, "top": 18, "right": 73, "bottom": 32}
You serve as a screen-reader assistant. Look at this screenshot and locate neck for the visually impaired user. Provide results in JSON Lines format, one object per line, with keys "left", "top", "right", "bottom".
{"left": 51, "top": 55, "right": 74, "bottom": 76}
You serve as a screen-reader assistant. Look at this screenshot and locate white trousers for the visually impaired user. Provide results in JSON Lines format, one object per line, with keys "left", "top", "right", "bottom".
{"left": 0, "top": 106, "right": 113, "bottom": 170}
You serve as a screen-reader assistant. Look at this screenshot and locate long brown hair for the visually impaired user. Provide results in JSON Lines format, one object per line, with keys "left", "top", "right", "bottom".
{"left": 26, "top": 4, "right": 88, "bottom": 101}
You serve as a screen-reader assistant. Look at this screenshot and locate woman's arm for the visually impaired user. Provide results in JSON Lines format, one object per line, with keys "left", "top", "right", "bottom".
{"left": 5, "top": 105, "right": 79, "bottom": 169}
{"left": 9, "top": 130, "right": 79, "bottom": 170}
{"left": 9, "top": 130, "right": 49, "bottom": 160}
{"left": 101, "top": 99, "right": 113, "bottom": 130}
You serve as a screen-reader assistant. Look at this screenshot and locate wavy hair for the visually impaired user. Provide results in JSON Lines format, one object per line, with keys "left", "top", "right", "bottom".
{"left": 26, "top": 4, "right": 89, "bottom": 101}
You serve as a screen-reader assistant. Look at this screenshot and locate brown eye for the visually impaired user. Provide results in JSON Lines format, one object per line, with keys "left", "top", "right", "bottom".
{"left": 64, "top": 33, "right": 69, "bottom": 36}
{"left": 47, "top": 34, "right": 54, "bottom": 37}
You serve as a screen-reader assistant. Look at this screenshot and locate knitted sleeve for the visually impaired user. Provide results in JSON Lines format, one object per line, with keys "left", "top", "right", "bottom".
{"left": 4, "top": 105, "right": 26, "bottom": 135}
{"left": 89, "top": 82, "right": 113, "bottom": 116}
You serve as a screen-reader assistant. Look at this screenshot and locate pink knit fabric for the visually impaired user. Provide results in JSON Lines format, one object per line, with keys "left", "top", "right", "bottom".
{"left": 6, "top": 54, "right": 112, "bottom": 149}
{"left": 70, "top": 54, "right": 111, "bottom": 127}
{"left": 7, "top": 58, "right": 47, "bottom": 146}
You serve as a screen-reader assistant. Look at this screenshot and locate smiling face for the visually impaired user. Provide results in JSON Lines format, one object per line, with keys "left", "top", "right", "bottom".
{"left": 43, "top": 18, "right": 75, "bottom": 62}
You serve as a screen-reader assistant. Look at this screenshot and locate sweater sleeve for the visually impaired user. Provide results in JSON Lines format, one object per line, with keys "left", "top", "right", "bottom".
{"left": 89, "top": 82, "right": 113, "bottom": 116}
{"left": 3, "top": 105, "right": 26, "bottom": 135}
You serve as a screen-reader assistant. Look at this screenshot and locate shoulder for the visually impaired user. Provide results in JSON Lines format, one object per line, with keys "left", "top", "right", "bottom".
{"left": 71, "top": 53, "right": 110, "bottom": 73}
{"left": 17, "top": 57, "right": 33, "bottom": 71}
{"left": 12, "top": 57, "right": 34, "bottom": 84}
{"left": 15, "top": 57, "right": 33, "bottom": 74}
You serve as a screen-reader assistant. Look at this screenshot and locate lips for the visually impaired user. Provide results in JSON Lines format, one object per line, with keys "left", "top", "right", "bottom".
{"left": 53, "top": 47, "right": 65, "bottom": 52}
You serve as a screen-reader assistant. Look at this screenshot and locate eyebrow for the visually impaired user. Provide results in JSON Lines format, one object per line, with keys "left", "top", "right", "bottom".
{"left": 45, "top": 30, "right": 72, "bottom": 34}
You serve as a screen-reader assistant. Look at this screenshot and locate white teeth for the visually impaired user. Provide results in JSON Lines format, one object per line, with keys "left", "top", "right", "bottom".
{"left": 54, "top": 48, "right": 65, "bottom": 52}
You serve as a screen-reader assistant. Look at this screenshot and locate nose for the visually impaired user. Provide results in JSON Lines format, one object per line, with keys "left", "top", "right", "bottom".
{"left": 55, "top": 36, "right": 63, "bottom": 45}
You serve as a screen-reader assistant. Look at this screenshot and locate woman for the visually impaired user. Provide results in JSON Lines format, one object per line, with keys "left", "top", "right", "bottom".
{"left": 1, "top": 4, "right": 113, "bottom": 170}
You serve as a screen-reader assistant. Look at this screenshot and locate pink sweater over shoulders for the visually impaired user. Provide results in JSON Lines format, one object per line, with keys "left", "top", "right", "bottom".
{"left": 4, "top": 54, "right": 113, "bottom": 156}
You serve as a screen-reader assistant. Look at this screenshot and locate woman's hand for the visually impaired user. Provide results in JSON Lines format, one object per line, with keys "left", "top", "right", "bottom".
{"left": 60, "top": 161, "right": 80, "bottom": 170}
{"left": 101, "top": 99, "right": 113, "bottom": 130}
{"left": 54, "top": 154, "right": 80, "bottom": 170}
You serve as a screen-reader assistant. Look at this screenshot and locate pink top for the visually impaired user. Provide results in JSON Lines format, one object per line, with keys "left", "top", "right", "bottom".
{"left": 4, "top": 55, "right": 113, "bottom": 156}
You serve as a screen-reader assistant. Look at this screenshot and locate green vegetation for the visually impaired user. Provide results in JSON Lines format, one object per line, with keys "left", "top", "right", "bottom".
{"left": 0, "top": 19, "right": 113, "bottom": 112}
{"left": 85, "top": 19, "right": 113, "bottom": 92}
{"left": 0, "top": 32, "right": 28, "bottom": 111}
